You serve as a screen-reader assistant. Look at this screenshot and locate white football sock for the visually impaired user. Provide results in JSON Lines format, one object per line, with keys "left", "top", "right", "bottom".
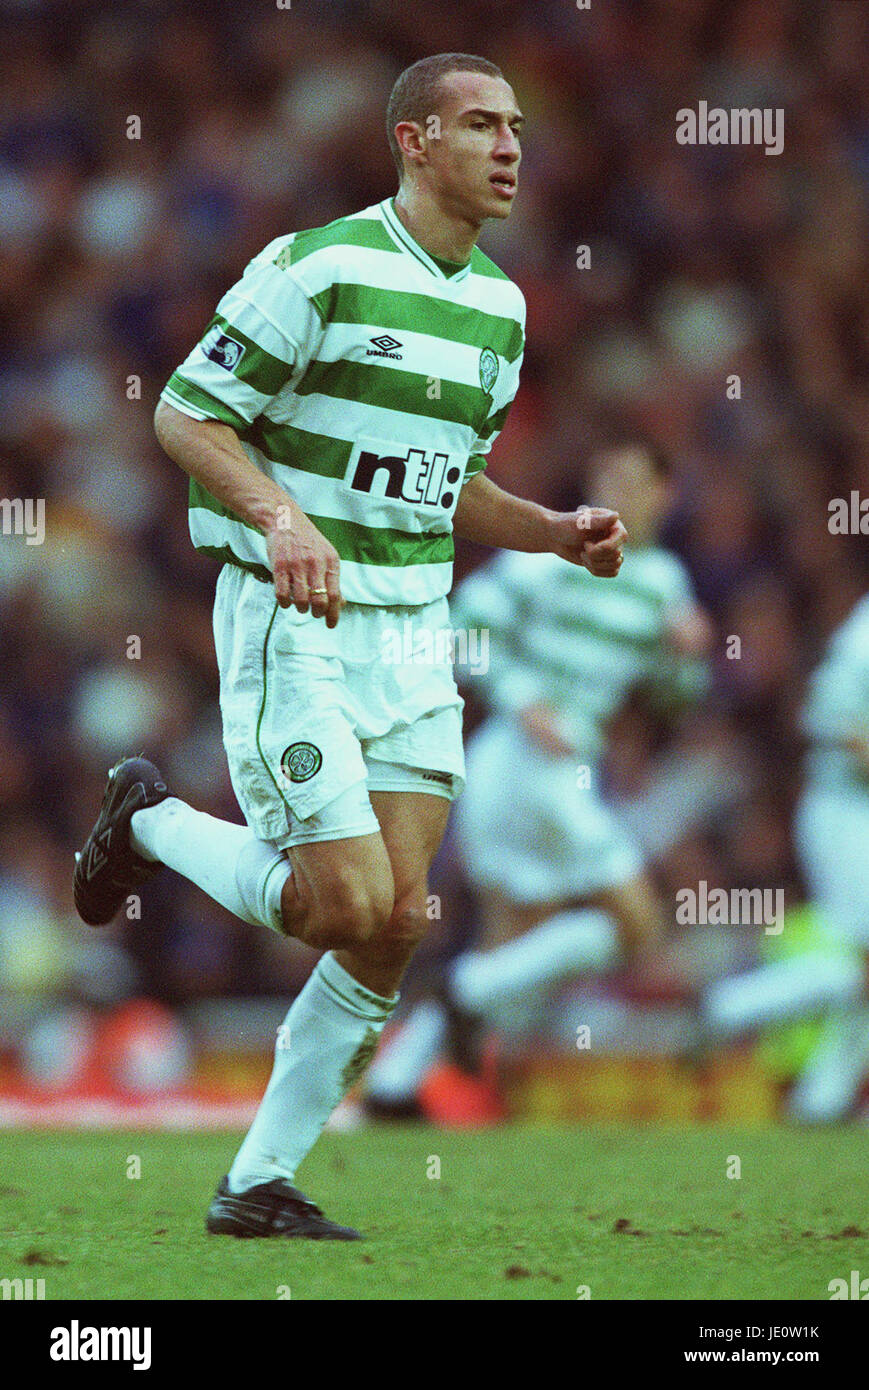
{"left": 130, "top": 798, "right": 290, "bottom": 933}
{"left": 703, "top": 951, "right": 863, "bottom": 1038}
{"left": 365, "top": 1000, "right": 447, "bottom": 1103}
{"left": 450, "top": 908, "right": 619, "bottom": 1016}
{"left": 788, "top": 1006, "right": 869, "bottom": 1123}
{"left": 228, "top": 951, "right": 398, "bottom": 1189}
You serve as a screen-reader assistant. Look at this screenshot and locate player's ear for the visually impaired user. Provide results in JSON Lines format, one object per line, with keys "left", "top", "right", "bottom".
{"left": 394, "top": 120, "right": 426, "bottom": 169}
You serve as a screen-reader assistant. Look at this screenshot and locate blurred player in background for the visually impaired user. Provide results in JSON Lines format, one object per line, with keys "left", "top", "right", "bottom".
{"left": 698, "top": 594, "right": 869, "bottom": 1122}
{"left": 366, "top": 439, "right": 712, "bottom": 1114}
{"left": 72, "top": 53, "right": 625, "bottom": 1237}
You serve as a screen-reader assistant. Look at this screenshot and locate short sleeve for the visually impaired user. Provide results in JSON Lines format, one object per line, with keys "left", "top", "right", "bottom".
{"left": 161, "top": 242, "right": 326, "bottom": 430}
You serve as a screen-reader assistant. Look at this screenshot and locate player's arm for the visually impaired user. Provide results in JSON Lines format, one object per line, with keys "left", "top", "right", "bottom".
{"left": 154, "top": 245, "right": 344, "bottom": 625}
{"left": 453, "top": 472, "right": 626, "bottom": 577}
{"left": 153, "top": 402, "right": 342, "bottom": 626}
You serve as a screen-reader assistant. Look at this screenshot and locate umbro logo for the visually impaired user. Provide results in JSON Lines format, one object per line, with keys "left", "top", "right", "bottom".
{"left": 366, "top": 334, "right": 403, "bottom": 359}
{"left": 85, "top": 828, "right": 112, "bottom": 881}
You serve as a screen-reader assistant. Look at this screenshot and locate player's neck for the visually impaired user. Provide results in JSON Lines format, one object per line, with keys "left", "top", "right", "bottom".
{"left": 392, "top": 185, "right": 479, "bottom": 267}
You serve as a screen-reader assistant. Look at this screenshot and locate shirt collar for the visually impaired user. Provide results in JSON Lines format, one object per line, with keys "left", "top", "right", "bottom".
{"left": 379, "top": 197, "right": 472, "bottom": 284}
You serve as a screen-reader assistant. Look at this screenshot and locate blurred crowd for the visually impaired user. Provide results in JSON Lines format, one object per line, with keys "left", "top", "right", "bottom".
{"left": 0, "top": 0, "right": 867, "bottom": 1041}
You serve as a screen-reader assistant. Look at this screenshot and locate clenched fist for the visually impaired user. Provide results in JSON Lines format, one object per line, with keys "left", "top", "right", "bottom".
{"left": 549, "top": 506, "right": 628, "bottom": 577}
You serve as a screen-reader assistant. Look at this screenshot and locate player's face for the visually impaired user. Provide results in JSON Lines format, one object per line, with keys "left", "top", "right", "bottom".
{"left": 590, "top": 447, "right": 671, "bottom": 543}
{"left": 423, "top": 72, "right": 523, "bottom": 223}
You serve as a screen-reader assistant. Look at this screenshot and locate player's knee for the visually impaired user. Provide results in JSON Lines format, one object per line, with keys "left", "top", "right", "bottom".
{"left": 331, "top": 890, "right": 390, "bottom": 951}
{"left": 300, "top": 877, "right": 394, "bottom": 953}
{"left": 365, "top": 897, "right": 429, "bottom": 964}
{"left": 390, "top": 899, "right": 429, "bottom": 952}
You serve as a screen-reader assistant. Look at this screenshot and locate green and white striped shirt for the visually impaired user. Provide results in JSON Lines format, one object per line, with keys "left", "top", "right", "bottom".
{"left": 161, "top": 197, "right": 525, "bottom": 605}
{"left": 452, "top": 547, "right": 708, "bottom": 756}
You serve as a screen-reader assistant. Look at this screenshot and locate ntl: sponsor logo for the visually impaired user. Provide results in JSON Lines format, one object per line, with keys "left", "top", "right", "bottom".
{"left": 676, "top": 102, "right": 783, "bottom": 156}
{"left": 676, "top": 881, "right": 784, "bottom": 934}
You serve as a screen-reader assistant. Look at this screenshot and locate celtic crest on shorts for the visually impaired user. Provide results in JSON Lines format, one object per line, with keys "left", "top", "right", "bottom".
{"left": 281, "top": 742, "right": 323, "bottom": 783}
{"left": 479, "top": 346, "right": 499, "bottom": 395}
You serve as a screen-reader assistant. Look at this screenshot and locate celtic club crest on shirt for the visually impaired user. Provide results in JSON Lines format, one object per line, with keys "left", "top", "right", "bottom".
{"left": 479, "top": 346, "right": 499, "bottom": 395}
{"left": 281, "top": 742, "right": 323, "bottom": 783}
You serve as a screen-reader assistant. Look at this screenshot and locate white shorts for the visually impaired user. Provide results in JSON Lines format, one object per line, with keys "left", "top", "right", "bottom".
{"left": 212, "top": 564, "right": 465, "bottom": 848}
{"left": 455, "top": 715, "right": 643, "bottom": 904}
{"left": 795, "top": 785, "right": 869, "bottom": 947}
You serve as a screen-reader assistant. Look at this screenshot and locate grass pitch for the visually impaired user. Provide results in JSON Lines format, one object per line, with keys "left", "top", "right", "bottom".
{"left": 0, "top": 1124, "right": 865, "bottom": 1300}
